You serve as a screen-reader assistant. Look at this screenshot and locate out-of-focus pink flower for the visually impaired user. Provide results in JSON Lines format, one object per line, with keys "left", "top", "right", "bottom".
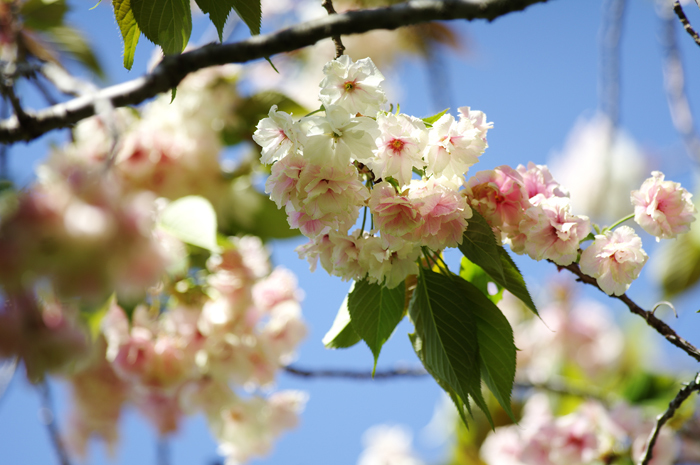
{"left": 580, "top": 225, "right": 648, "bottom": 296}
{"left": 319, "top": 55, "right": 387, "bottom": 115}
{"left": 253, "top": 267, "right": 304, "bottom": 312}
{"left": 631, "top": 171, "right": 696, "bottom": 240}
{"left": 515, "top": 196, "right": 590, "bottom": 266}
{"left": 357, "top": 424, "right": 424, "bottom": 465}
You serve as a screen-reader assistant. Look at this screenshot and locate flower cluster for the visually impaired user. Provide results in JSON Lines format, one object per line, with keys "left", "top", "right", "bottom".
{"left": 255, "top": 56, "right": 489, "bottom": 288}
{"left": 65, "top": 236, "right": 307, "bottom": 463}
{"left": 481, "top": 393, "right": 678, "bottom": 465}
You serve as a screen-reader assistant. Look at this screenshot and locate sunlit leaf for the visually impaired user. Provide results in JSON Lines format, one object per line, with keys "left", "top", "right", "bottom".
{"left": 158, "top": 196, "right": 220, "bottom": 252}
{"left": 421, "top": 108, "right": 449, "bottom": 125}
{"left": 348, "top": 278, "right": 405, "bottom": 371}
{"left": 112, "top": 0, "right": 140, "bottom": 70}
{"left": 323, "top": 289, "right": 362, "bottom": 349}
{"left": 131, "top": 0, "right": 191, "bottom": 55}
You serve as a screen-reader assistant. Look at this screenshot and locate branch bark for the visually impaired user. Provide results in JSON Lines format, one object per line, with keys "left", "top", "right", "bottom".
{"left": 283, "top": 364, "right": 428, "bottom": 379}
{"left": 557, "top": 261, "right": 700, "bottom": 363}
{"left": 0, "top": 0, "right": 550, "bottom": 144}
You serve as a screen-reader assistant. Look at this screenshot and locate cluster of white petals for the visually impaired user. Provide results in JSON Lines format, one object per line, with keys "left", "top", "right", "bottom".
{"left": 255, "top": 56, "right": 490, "bottom": 288}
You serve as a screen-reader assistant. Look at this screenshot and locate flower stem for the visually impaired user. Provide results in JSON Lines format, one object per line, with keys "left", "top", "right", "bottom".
{"left": 605, "top": 213, "right": 635, "bottom": 232}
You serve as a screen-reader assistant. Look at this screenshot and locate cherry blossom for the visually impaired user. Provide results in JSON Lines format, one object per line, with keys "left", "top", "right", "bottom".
{"left": 631, "top": 171, "right": 696, "bottom": 240}
{"left": 319, "top": 55, "right": 387, "bottom": 115}
{"left": 579, "top": 226, "right": 648, "bottom": 296}
{"left": 253, "top": 105, "right": 303, "bottom": 164}
{"left": 369, "top": 112, "right": 428, "bottom": 187}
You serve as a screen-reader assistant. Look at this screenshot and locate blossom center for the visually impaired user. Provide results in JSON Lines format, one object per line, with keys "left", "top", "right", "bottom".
{"left": 388, "top": 138, "right": 405, "bottom": 154}
{"left": 344, "top": 80, "right": 357, "bottom": 92}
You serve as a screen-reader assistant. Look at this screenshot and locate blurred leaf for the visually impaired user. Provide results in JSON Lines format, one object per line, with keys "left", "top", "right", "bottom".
{"left": 218, "top": 177, "right": 300, "bottom": 240}
{"left": 222, "top": 91, "right": 307, "bottom": 146}
{"left": 347, "top": 278, "right": 405, "bottom": 371}
{"left": 21, "top": 0, "right": 68, "bottom": 31}
{"left": 44, "top": 25, "right": 104, "bottom": 77}
{"left": 421, "top": 108, "right": 449, "bottom": 125}
{"left": 79, "top": 294, "right": 114, "bottom": 341}
{"left": 655, "top": 230, "right": 700, "bottom": 299}
{"left": 323, "top": 289, "right": 362, "bottom": 349}
{"left": 159, "top": 196, "right": 220, "bottom": 252}
{"left": 112, "top": 0, "right": 140, "bottom": 70}
{"left": 408, "top": 267, "right": 492, "bottom": 428}
{"left": 131, "top": 0, "right": 191, "bottom": 55}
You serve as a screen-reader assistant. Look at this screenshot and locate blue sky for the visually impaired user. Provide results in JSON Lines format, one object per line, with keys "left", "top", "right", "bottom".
{"left": 3, "top": 1, "right": 700, "bottom": 464}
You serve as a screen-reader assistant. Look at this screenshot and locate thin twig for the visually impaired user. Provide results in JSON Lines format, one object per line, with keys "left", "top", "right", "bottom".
{"left": 555, "top": 261, "right": 700, "bottom": 363}
{"left": 157, "top": 436, "right": 170, "bottom": 465}
{"left": 321, "top": 0, "right": 346, "bottom": 58}
{"left": 660, "top": 9, "right": 700, "bottom": 162}
{"left": 514, "top": 379, "right": 612, "bottom": 405}
{"left": 283, "top": 364, "right": 428, "bottom": 379}
{"left": 0, "top": 0, "right": 550, "bottom": 144}
{"left": 639, "top": 372, "right": 700, "bottom": 465}
{"left": 673, "top": 0, "right": 700, "bottom": 47}
{"left": 37, "top": 381, "right": 72, "bottom": 465}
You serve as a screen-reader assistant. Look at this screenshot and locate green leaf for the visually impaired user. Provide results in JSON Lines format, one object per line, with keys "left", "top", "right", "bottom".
{"left": 21, "top": 0, "right": 68, "bottom": 31}
{"left": 218, "top": 178, "right": 300, "bottom": 240}
{"left": 158, "top": 196, "right": 220, "bottom": 252}
{"left": 79, "top": 294, "right": 114, "bottom": 341}
{"left": 655, "top": 230, "right": 700, "bottom": 299}
{"left": 131, "top": 0, "right": 191, "bottom": 55}
{"left": 322, "top": 290, "right": 362, "bottom": 349}
{"left": 44, "top": 26, "right": 104, "bottom": 78}
{"left": 408, "top": 268, "right": 492, "bottom": 427}
{"left": 458, "top": 211, "right": 537, "bottom": 316}
{"left": 458, "top": 210, "right": 505, "bottom": 282}
{"left": 459, "top": 256, "right": 504, "bottom": 305}
{"left": 112, "top": 0, "right": 140, "bottom": 70}
{"left": 455, "top": 277, "right": 516, "bottom": 421}
{"left": 421, "top": 108, "right": 449, "bottom": 125}
{"left": 194, "top": 0, "right": 260, "bottom": 40}
{"left": 347, "top": 278, "right": 406, "bottom": 371}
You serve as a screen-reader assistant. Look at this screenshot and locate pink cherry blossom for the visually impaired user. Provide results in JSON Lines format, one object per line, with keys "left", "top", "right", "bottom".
{"left": 579, "top": 226, "right": 648, "bottom": 296}
{"left": 516, "top": 162, "right": 569, "bottom": 202}
{"left": 516, "top": 197, "right": 590, "bottom": 266}
{"left": 631, "top": 171, "right": 696, "bottom": 240}
{"left": 265, "top": 152, "right": 308, "bottom": 209}
{"left": 296, "top": 161, "right": 368, "bottom": 223}
{"left": 369, "top": 181, "right": 423, "bottom": 244}
{"left": 425, "top": 112, "right": 488, "bottom": 180}
{"left": 464, "top": 166, "right": 530, "bottom": 235}
{"left": 369, "top": 112, "right": 428, "bottom": 187}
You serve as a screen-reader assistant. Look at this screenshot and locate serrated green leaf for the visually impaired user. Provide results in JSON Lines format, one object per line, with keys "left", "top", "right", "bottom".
{"left": 408, "top": 267, "right": 492, "bottom": 428}
{"left": 458, "top": 210, "right": 505, "bottom": 282}
{"left": 455, "top": 277, "right": 516, "bottom": 421}
{"left": 323, "top": 291, "right": 362, "bottom": 349}
{"left": 421, "top": 108, "right": 449, "bottom": 125}
{"left": 158, "top": 196, "right": 220, "bottom": 252}
{"left": 21, "top": 0, "right": 68, "bottom": 31}
{"left": 497, "top": 247, "right": 538, "bottom": 316}
{"left": 195, "top": 0, "right": 260, "bottom": 39}
{"left": 347, "top": 279, "right": 405, "bottom": 371}
{"left": 112, "top": 0, "right": 140, "bottom": 70}
{"left": 131, "top": 0, "right": 191, "bottom": 55}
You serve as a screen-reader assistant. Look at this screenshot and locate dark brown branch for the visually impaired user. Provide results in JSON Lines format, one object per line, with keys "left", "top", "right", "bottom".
{"left": 283, "top": 364, "right": 428, "bottom": 379}
{"left": 557, "top": 262, "right": 700, "bottom": 363}
{"left": 321, "top": 0, "right": 346, "bottom": 58}
{"left": 673, "top": 0, "right": 700, "bottom": 48}
{"left": 639, "top": 373, "right": 700, "bottom": 465}
{"left": 38, "top": 381, "right": 72, "bottom": 465}
{"left": 0, "top": 0, "right": 550, "bottom": 144}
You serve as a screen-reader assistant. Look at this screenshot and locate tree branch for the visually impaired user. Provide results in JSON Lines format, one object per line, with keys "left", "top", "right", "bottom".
{"left": 673, "top": 0, "right": 700, "bottom": 48}
{"left": 321, "top": 0, "right": 346, "bottom": 58}
{"left": 0, "top": 0, "right": 550, "bottom": 144}
{"left": 283, "top": 364, "right": 428, "bottom": 379}
{"left": 556, "top": 261, "right": 700, "bottom": 363}
{"left": 38, "top": 381, "right": 72, "bottom": 465}
{"left": 639, "top": 372, "right": 700, "bottom": 465}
